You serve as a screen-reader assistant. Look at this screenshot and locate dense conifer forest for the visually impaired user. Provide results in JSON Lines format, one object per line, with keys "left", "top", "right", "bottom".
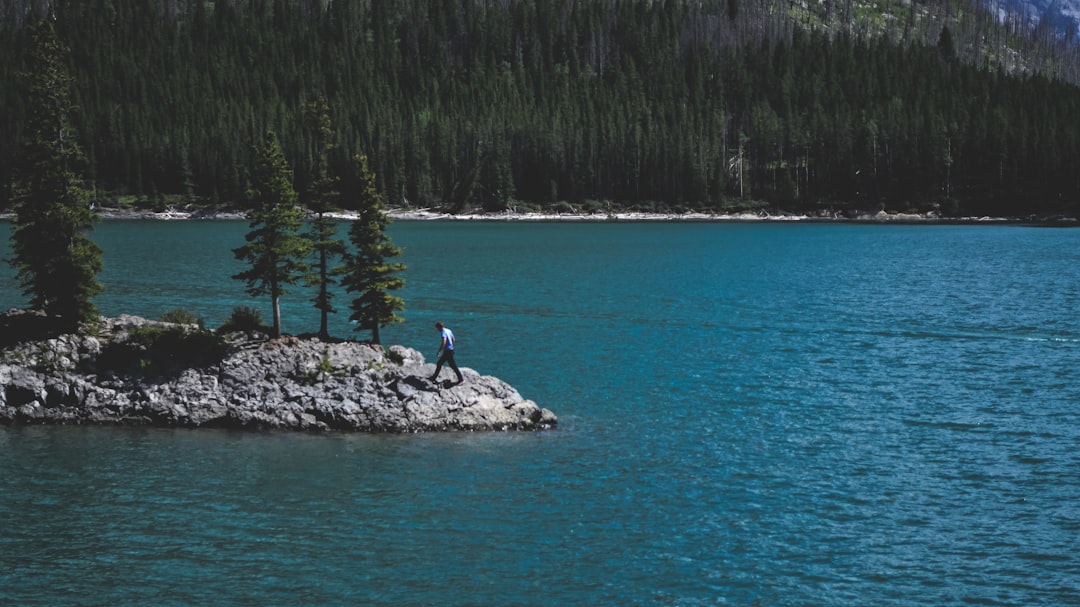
{"left": 2, "top": 0, "right": 1080, "bottom": 217}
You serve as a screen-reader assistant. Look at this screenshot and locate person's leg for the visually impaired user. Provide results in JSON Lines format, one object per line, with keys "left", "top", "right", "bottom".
{"left": 447, "top": 350, "right": 463, "bottom": 383}
{"left": 430, "top": 351, "right": 448, "bottom": 380}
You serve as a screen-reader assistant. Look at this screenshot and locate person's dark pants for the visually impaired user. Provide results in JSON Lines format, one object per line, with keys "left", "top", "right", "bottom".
{"left": 433, "top": 349, "right": 463, "bottom": 382}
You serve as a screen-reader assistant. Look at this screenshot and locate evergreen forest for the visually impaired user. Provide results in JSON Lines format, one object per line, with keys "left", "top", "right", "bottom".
{"left": 2, "top": 0, "right": 1080, "bottom": 217}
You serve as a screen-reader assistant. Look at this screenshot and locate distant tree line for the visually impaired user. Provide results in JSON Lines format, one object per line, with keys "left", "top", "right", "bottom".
{"left": 1, "top": 0, "right": 1079, "bottom": 217}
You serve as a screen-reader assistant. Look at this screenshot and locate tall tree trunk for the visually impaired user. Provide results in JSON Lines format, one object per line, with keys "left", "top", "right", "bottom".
{"left": 271, "top": 285, "right": 282, "bottom": 338}
{"left": 318, "top": 247, "right": 329, "bottom": 339}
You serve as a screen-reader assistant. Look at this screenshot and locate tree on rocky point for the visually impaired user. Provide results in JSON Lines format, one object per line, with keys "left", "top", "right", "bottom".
{"left": 302, "top": 96, "right": 347, "bottom": 340}
{"left": 9, "top": 19, "right": 103, "bottom": 333}
{"left": 233, "top": 131, "right": 310, "bottom": 338}
{"left": 341, "top": 153, "right": 405, "bottom": 345}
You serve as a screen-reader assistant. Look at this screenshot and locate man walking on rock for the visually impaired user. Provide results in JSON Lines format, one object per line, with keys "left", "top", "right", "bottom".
{"left": 430, "top": 321, "right": 464, "bottom": 384}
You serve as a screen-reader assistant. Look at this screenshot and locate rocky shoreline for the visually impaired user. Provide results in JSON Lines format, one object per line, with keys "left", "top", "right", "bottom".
{"left": 0, "top": 314, "right": 556, "bottom": 432}
{"left": 80, "top": 207, "right": 1077, "bottom": 224}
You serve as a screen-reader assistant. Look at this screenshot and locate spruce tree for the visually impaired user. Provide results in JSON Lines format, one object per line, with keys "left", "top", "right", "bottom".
{"left": 9, "top": 19, "right": 103, "bottom": 333}
{"left": 302, "top": 96, "right": 346, "bottom": 340}
{"left": 341, "top": 153, "right": 405, "bottom": 346}
{"left": 233, "top": 131, "right": 310, "bottom": 338}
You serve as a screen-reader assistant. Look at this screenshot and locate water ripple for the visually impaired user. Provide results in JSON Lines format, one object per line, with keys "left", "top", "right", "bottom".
{"left": 3, "top": 223, "right": 1080, "bottom": 605}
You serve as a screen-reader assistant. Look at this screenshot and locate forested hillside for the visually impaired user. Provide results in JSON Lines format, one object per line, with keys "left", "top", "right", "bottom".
{"left": 2, "top": 0, "right": 1080, "bottom": 217}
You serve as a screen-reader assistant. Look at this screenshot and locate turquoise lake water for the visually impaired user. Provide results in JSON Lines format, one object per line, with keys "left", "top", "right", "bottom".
{"left": 1, "top": 221, "right": 1079, "bottom": 605}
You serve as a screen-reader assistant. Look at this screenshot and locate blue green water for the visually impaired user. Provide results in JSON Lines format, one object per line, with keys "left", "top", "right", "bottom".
{"left": 2, "top": 221, "right": 1079, "bottom": 606}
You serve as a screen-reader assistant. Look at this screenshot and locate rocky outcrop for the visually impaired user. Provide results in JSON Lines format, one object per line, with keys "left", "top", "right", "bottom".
{"left": 0, "top": 313, "right": 556, "bottom": 432}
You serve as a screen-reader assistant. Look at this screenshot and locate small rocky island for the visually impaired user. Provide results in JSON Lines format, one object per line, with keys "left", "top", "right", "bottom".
{"left": 0, "top": 313, "right": 556, "bottom": 432}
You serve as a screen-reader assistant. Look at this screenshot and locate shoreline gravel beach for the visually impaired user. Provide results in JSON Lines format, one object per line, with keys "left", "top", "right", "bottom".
{"left": 73, "top": 207, "right": 1078, "bottom": 224}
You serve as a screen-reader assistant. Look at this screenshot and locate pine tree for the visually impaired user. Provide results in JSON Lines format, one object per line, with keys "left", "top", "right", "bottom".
{"left": 9, "top": 19, "right": 103, "bottom": 333}
{"left": 302, "top": 96, "right": 346, "bottom": 340}
{"left": 341, "top": 153, "right": 405, "bottom": 346}
{"left": 937, "top": 26, "right": 957, "bottom": 65}
{"left": 232, "top": 131, "right": 310, "bottom": 338}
